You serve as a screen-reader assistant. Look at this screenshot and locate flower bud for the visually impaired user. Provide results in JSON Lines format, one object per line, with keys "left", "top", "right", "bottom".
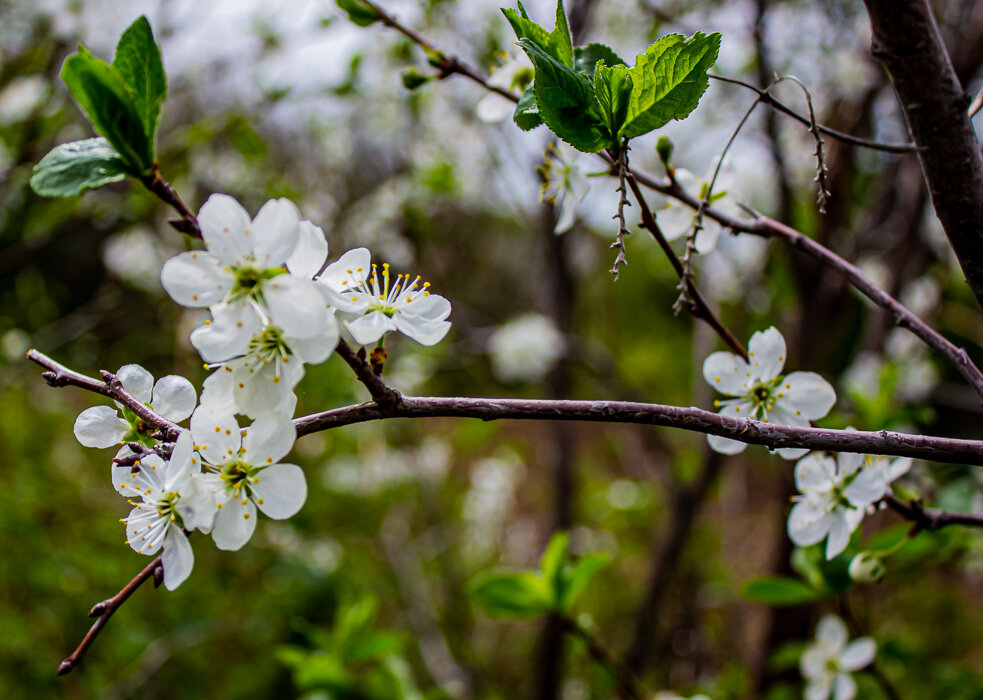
{"left": 656, "top": 136, "right": 674, "bottom": 168}
{"left": 849, "top": 551, "right": 886, "bottom": 583}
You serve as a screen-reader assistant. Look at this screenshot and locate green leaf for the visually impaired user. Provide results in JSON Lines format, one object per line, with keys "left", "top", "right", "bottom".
{"left": 517, "top": 38, "right": 608, "bottom": 153}
{"left": 336, "top": 0, "right": 380, "bottom": 26}
{"left": 559, "top": 552, "right": 609, "bottom": 612}
{"left": 548, "top": 0, "right": 573, "bottom": 67}
{"left": 539, "top": 531, "right": 569, "bottom": 590}
{"left": 740, "top": 575, "right": 822, "bottom": 607}
{"left": 502, "top": 7, "right": 552, "bottom": 56}
{"left": 30, "top": 138, "right": 131, "bottom": 197}
{"left": 61, "top": 52, "right": 153, "bottom": 174}
{"left": 573, "top": 43, "right": 626, "bottom": 78}
{"left": 513, "top": 86, "right": 543, "bottom": 130}
{"left": 621, "top": 31, "right": 721, "bottom": 140}
{"left": 469, "top": 571, "right": 554, "bottom": 619}
{"left": 112, "top": 16, "right": 166, "bottom": 150}
{"left": 592, "top": 60, "right": 632, "bottom": 146}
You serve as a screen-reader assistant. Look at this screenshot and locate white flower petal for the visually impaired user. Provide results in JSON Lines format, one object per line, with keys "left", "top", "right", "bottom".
{"left": 837, "top": 452, "right": 864, "bottom": 478}
{"left": 289, "top": 313, "right": 339, "bottom": 364}
{"left": 747, "top": 327, "right": 786, "bottom": 381}
{"left": 319, "top": 247, "right": 372, "bottom": 291}
{"left": 233, "top": 359, "right": 302, "bottom": 419}
{"left": 200, "top": 365, "right": 238, "bottom": 415}
{"left": 816, "top": 615, "right": 848, "bottom": 652}
{"left": 401, "top": 293, "right": 451, "bottom": 321}
{"left": 693, "top": 219, "right": 719, "bottom": 254}
{"left": 112, "top": 462, "right": 143, "bottom": 497}
{"left": 707, "top": 403, "right": 750, "bottom": 455}
{"left": 833, "top": 672, "right": 857, "bottom": 700}
{"left": 74, "top": 406, "right": 129, "bottom": 448}
{"left": 161, "top": 525, "right": 195, "bottom": 590}
{"left": 703, "top": 351, "right": 752, "bottom": 396}
{"left": 242, "top": 412, "right": 296, "bottom": 465}
{"left": 476, "top": 93, "right": 515, "bottom": 123}
{"left": 554, "top": 196, "right": 577, "bottom": 234}
{"left": 175, "top": 475, "right": 217, "bottom": 533}
{"left": 844, "top": 467, "right": 888, "bottom": 507}
{"left": 117, "top": 364, "right": 154, "bottom": 404}
{"left": 198, "top": 193, "right": 252, "bottom": 265}
{"left": 840, "top": 638, "right": 876, "bottom": 671}
{"left": 800, "top": 646, "right": 827, "bottom": 680}
{"left": 253, "top": 463, "right": 307, "bottom": 519}
{"left": 191, "top": 406, "right": 242, "bottom": 466}
{"left": 657, "top": 203, "right": 693, "bottom": 241}
{"left": 394, "top": 313, "right": 451, "bottom": 346}
{"left": 825, "top": 511, "right": 855, "bottom": 558}
{"left": 212, "top": 495, "right": 257, "bottom": 550}
{"left": 251, "top": 198, "right": 300, "bottom": 265}
{"left": 782, "top": 371, "right": 837, "bottom": 420}
{"left": 190, "top": 300, "right": 263, "bottom": 363}
{"left": 788, "top": 500, "right": 834, "bottom": 546}
{"left": 805, "top": 677, "right": 833, "bottom": 700}
{"left": 888, "top": 457, "right": 912, "bottom": 481}
{"left": 151, "top": 375, "right": 197, "bottom": 423}
{"left": 286, "top": 221, "right": 328, "bottom": 278}
{"left": 160, "top": 251, "right": 232, "bottom": 307}
{"left": 264, "top": 276, "right": 329, "bottom": 339}
{"left": 345, "top": 310, "right": 395, "bottom": 346}
{"left": 164, "top": 431, "right": 194, "bottom": 492}
{"left": 795, "top": 453, "right": 837, "bottom": 493}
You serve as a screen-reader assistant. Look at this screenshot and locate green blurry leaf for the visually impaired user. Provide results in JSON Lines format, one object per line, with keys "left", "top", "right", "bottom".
{"left": 513, "top": 87, "right": 543, "bottom": 130}
{"left": 372, "top": 655, "right": 425, "bottom": 700}
{"left": 559, "top": 552, "right": 609, "bottom": 612}
{"left": 61, "top": 52, "right": 153, "bottom": 173}
{"left": 336, "top": 0, "right": 380, "bottom": 26}
{"left": 277, "top": 646, "right": 355, "bottom": 692}
{"left": 592, "top": 60, "right": 632, "bottom": 145}
{"left": 502, "top": 7, "right": 552, "bottom": 57}
{"left": 401, "top": 69, "right": 432, "bottom": 91}
{"left": 539, "top": 531, "right": 569, "bottom": 587}
{"left": 573, "top": 43, "right": 626, "bottom": 78}
{"left": 740, "top": 575, "right": 821, "bottom": 606}
{"left": 548, "top": 0, "right": 573, "bottom": 67}
{"left": 517, "top": 38, "right": 607, "bottom": 153}
{"left": 621, "top": 32, "right": 721, "bottom": 139}
{"left": 469, "top": 570, "right": 553, "bottom": 619}
{"left": 112, "top": 16, "right": 166, "bottom": 149}
{"left": 30, "top": 138, "right": 131, "bottom": 197}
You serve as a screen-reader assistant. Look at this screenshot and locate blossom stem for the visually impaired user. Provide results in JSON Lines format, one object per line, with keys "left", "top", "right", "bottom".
{"left": 880, "top": 494, "right": 983, "bottom": 532}
{"left": 57, "top": 555, "right": 163, "bottom": 676}
{"left": 141, "top": 165, "right": 201, "bottom": 239}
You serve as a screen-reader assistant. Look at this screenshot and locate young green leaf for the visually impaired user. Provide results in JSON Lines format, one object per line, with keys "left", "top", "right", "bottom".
{"left": 112, "top": 16, "right": 167, "bottom": 150}
{"left": 559, "top": 552, "right": 609, "bottom": 612}
{"left": 469, "top": 571, "right": 554, "bottom": 619}
{"left": 573, "top": 43, "right": 627, "bottom": 78}
{"left": 30, "top": 138, "right": 132, "bottom": 197}
{"left": 740, "top": 575, "right": 822, "bottom": 607}
{"left": 61, "top": 52, "right": 153, "bottom": 174}
{"left": 548, "top": 0, "right": 573, "bottom": 67}
{"left": 513, "top": 87, "right": 543, "bottom": 131}
{"left": 621, "top": 32, "right": 721, "bottom": 140}
{"left": 592, "top": 60, "right": 632, "bottom": 147}
{"left": 336, "top": 0, "right": 380, "bottom": 26}
{"left": 539, "top": 531, "right": 569, "bottom": 590}
{"left": 502, "top": 7, "right": 552, "bottom": 56}
{"left": 517, "top": 38, "right": 608, "bottom": 153}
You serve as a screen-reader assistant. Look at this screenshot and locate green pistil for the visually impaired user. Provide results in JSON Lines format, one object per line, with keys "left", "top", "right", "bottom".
{"left": 229, "top": 263, "right": 286, "bottom": 302}
{"left": 249, "top": 325, "right": 291, "bottom": 358}
{"left": 220, "top": 459, "right": 256, "bottom": 496}
{"left": 156, "top": 492, "right": 185, "bottom": 528}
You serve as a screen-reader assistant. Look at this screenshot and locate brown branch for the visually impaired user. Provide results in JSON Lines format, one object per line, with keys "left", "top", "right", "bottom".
{"left": 862, "top": 0, "right": 983, "bottom": 309}
{"left": 141, "top": 165, "right": 201, "bottom": 239}
{"left": 293, "top": 396, "right": 983, "bottom": 465}
{"left": 333, "top": 338, "right": 403, "bottom": 409}
{"left": 58, "top": 556, "right": 163, "bottom": 676}
{"left": 882, "top": 494, "right": 983, "bottom": 532}
{"left": 27, "top": 349, "right": 182, "bottom": 439}
{"left": 709, "top": 74, "right": 917, "bottom": 154}
{"left": 562, "top": 618, "right": 645, "bottom": 700}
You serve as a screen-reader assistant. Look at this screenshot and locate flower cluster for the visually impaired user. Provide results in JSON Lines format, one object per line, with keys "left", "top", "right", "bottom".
{"left": 801, "top": 615, "right": 875, "bottom": 700}
{"left": 703, "top": 327, "right": 836, "bottom": 459}
{"left": 71, "top": 194, "right": 455, "bottom": 589}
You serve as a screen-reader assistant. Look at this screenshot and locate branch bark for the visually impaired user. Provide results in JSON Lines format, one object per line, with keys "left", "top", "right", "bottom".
{"left": 862, "top": 0, "right": 983, "bottom": 309}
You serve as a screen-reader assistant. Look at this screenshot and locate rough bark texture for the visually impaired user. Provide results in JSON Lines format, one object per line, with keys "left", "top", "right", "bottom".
{"left": 863, "top": 0, "right": 983, "bottom": 308}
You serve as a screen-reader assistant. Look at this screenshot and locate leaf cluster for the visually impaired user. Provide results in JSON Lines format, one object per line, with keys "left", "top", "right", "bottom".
{"left": 502, "top": 0, "right": 720, "bottom": 153}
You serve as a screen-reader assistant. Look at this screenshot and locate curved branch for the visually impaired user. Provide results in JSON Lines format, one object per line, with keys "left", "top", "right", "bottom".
{"left": 293, "top": 396, "right": 983, "bottom": 465}
{"left": 882, "top": 494, "right": 983, "bottom": 531}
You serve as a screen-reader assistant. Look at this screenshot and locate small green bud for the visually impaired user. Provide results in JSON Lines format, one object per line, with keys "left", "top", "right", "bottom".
{"left": 401, "top": 69, "right": 432, "bottom": 91}
{"left": 656, "top": 136, "right": 674, "bottom": 167}
{"left": 849, "top": 551, "right": 886, "bottom": 583}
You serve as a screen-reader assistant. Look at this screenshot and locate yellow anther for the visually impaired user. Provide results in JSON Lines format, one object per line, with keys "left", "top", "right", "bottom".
{"left": 257, "top": 498, "right": 264, "bottom": 505}
{"left": 225, "top": 429, "right": 232, "bottom": 435}
{"left": 253, "top": 477, "right": 260, "bottom": 483}
{"left": 215, "top": 426, "right": 221, "bottom": 433}
{"left": 204, "top": 319, "right": 211, "bottom": 326}
{"left": 217, "top": 503, "right": 223, "bottom": 509}
{"left": 243, "top": 513, "right": 250, "bottom": 519}
{"left": 241, "top": 498, "right": 248, "bottom": 505}
{"left": 273, "top": 375, "right": 280, "bottom": 384}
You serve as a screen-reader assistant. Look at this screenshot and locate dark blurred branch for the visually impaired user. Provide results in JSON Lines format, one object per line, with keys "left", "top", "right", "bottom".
{"left": 27, "top": 349, "right": 182, "bottom": 439}
{"left": 882, "top": 494, "right": 983, "bottom": 531}
{"left": 57, "top": 556, "right": 163, "bottom": 676}
{"left": 562, "top": 618, "right": 646, "bottom": 700}
{"left": 293, "top": 396, "right": 983, "bottom": 465}
{"left": 862, "top": 0, "right": 983, "bottom": 309}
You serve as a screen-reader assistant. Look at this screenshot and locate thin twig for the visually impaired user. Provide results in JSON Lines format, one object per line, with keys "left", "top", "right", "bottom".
{"left": 334, "top": 338, "right": 403, "bottom": 409}
{"left": 58, "top": 556, "right": 164, "bottom": 676}
{"left": 141, "top": 165, "right": 201, "bottom": 239}
{"left": 881, "top": 494, "right": 983, "bottom": 532}
{"left": 709, "top": 73, "right": 917, "bottom": 154}
{"left": 562, "top": 617, "right": 646, "bottom": 700}
{"left": 26, "top": 349, "right": 182, "bottom": 439}
{"left": 293, "top": 395, "right": 983, "bottom": 465}
{"left": 774, "top": 75, "right": 831, "bottom": 214}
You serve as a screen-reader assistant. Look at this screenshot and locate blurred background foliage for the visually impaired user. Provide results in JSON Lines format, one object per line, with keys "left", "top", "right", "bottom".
{"left": 4, "top": 0, "right": 983, "bottom": 698}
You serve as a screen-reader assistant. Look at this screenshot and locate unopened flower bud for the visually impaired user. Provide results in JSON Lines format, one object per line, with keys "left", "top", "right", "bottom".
{"left": 849, "top": 551, "right": 885, "bottom": 583}
{"left": 656, "top": 136, "right": 674, "bottom": 168}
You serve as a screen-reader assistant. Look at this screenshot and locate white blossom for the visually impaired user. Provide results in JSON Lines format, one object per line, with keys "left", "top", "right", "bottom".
{"left": 538, "top": 143, "right": 590, "bottom": 234}
{"left": 476, "top": 52, "right": 533, "bottom": 123}
{"left": 487, "top": 312, "right": 565, "bottom": 382}
{"left": 801, "top": 615, "right": 876, "bottom": 700}
{"left": 190, "top": 407, "right": 306, "bottom": 551}
{"left": 787, "top": 451, "right": 910, "bottom": 558}
{"left": 74, "top": 365, "right": 196, "bottom": 449}
{"left": 703, "top": 327, "right": 836, "bottom": 458}
{"left": 657, "top": 160, "right": 744, "bottom": 254}
{"left": 318, "top": 247, "right": 451, "bottom": 347}
{"left": 118, "top": 432, "right": 215, "bottom": 590}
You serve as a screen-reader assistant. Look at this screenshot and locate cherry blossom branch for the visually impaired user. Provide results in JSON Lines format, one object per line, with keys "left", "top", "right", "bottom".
{"left": 26, "top": 349, "right": 182, "bottom": 439}
{"left": 57, "top": 555, "right": 163, "bottom": 676}
{"left": 334, "top": 338, "right": 403, "bottom": 409}
{"left": 881, "top": 494, "right": 983, "bottom": 532}
{"left": 141, "top": 165, "right": 201, "bottom": 239}
{"left": 293, "top": 396, "right": 983, "bottom": 465}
